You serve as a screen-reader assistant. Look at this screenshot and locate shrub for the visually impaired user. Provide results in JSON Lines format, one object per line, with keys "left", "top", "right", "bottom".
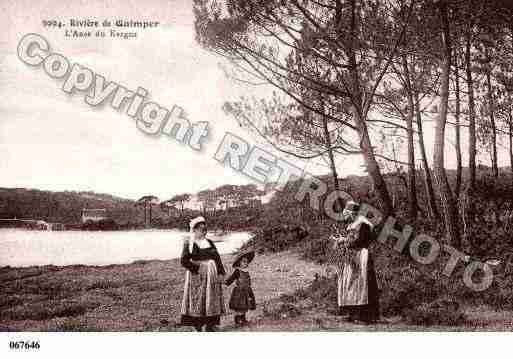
{"left": 241, "top": 172, "right": 513, "bottom": 321}
{"left": 279, "top": 294, "right": 298, "bottom": 303}
{"left": 289, "top": 274, "right": 337, "bottom": 311}
{"left": 403, "top": 298, "right": 466, "bottom": 326}
{"left": 240, "top": 224, "right": 309, "bottom": 254}
{"left": 86, "top": 280, "right": 121, "bottom": 291}
{"left": 262, "top": 302, "right": 302, "bottom": 320}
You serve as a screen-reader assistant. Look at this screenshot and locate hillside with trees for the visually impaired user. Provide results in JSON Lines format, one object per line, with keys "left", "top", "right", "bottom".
{"left": 0, "top": 188, "right": 145, "bottom": 227}
{"left": 0, "top": 183, "right": 268, "bottom": 230}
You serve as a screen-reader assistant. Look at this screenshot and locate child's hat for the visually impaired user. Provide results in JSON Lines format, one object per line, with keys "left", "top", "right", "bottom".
{"left": 232, "top": 249, "right": 255, "bottom": 268}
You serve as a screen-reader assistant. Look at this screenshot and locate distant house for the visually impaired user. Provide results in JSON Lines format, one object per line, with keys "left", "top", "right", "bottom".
{"left": 35, "top": 220, "right": 51, "bottom": 230}
{"left": 183, "top": 195, "right": 203, "bottom": 211}
{"left": 247, "top": 197, "right": 263, "bottom": 208}
{"left": 260, "top": 190, "right": 275, "bottom": 204}
{"left": 81, "top": 208, "right": 107, "bottom": 224}
{"left": 49, "top": 222, "right": 65, "bottom": 231}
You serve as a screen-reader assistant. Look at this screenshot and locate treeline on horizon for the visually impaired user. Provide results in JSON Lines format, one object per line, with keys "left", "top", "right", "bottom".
{"left": 0, "top": 183, "right": 269, "bottom": 230}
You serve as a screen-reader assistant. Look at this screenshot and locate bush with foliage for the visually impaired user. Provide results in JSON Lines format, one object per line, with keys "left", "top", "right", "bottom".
{"left": 240, "top": 172, "right": 513, "bottom": 325}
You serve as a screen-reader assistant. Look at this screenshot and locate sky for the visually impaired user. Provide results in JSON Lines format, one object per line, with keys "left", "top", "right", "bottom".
{"left": 0, "top": 0, "right": 509, "bottom": 201}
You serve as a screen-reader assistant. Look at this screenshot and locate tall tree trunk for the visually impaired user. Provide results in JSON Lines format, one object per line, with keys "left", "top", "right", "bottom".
{"left": 435, "top": 1, "right": 460, "bottom": 247}
{"left": 401, "top": 55, "right": 418, "bottom": 219}
{"left": 509, "top": 112, "right": 513, "bottom": 179}
{"left": 465, "top": 28, "right": 477, "bottom": 191}
{"left": 414, "top": 93, "right": 439, "bottom": 219}
{"left": 358, "top": 122, "right": 394, "bottom": 216}
{"left": 347, "top": 0, "right": 393, "bottom": 216}
{"left": 320, "top": 111, "right": 342, "bottom": 212}
{"left": 511, "top": 29, "right": 513, "bottom": 180}
{"left": 454, "top": 49, "right": 462, "bottom": 198}
{"left": 485, "top": 47, "right": 498, "bottom": 178}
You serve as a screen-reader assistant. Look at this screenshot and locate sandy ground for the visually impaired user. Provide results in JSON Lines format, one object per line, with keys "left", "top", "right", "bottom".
{"left": 1, "top": 250, "right": 512, "bottom": 331}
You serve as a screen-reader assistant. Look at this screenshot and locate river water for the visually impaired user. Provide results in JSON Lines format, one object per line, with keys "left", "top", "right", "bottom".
{"left": 0, "top": 229, "right": 252, "bottom": 267}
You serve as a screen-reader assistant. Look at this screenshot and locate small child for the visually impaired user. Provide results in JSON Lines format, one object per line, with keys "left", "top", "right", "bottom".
{"left": 225, "top": 250, "right": 256, "bottom": 326}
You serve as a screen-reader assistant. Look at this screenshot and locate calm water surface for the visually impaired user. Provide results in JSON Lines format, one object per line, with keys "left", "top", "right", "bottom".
{"left": 0, "top": 229, "right": 252, "bottom": 267}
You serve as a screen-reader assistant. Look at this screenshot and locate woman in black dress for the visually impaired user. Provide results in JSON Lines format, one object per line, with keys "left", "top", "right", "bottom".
{"left": 180, "top": 216, "right": 226, "bottom": 331}
{"left": 332, "top": 201, "right": 380, "bottom": 324}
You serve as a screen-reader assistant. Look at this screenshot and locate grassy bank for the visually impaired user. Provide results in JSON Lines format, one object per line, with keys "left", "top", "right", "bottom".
{"left": 1, "top": 249, "right": 512, "bottom": 331}
{"left": 0, "top": 250, "right": 323, "bottom": 331}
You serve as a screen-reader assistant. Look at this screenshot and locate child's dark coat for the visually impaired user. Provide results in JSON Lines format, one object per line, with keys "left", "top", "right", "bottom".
{"left": 225, "top": 268, "right": 256, "bottom": 311}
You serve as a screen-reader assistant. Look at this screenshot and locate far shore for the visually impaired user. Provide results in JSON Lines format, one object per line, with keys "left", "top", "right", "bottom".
{"left": 0, "top": 226, "right": 254, "bottom": 234}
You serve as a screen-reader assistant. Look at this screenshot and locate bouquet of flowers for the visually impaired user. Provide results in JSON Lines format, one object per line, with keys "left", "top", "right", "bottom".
{"left": 326, "top": 224, "right": 351, "bottom": 274}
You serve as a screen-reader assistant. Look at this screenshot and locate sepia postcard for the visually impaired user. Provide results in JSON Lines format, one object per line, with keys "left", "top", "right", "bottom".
{"left": 1, "top": 0, "right": 513, "bottom": 357}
